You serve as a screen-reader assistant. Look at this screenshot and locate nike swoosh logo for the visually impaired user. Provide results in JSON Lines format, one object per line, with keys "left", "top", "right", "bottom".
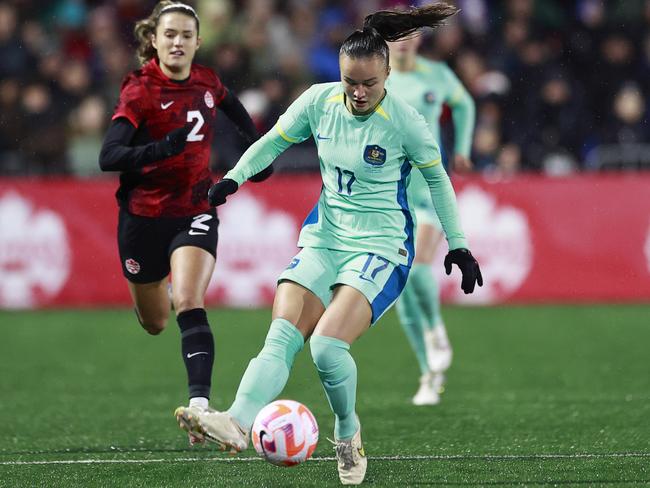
{"left": 188, "top": 230, "right": 207, "bottom": 235}
{"left": 161, "top": 101, "right": 174, "bottom": 109}
{"left": 186, "top": 351, "right": 208, "bottom": 358}
{"left": 316, "top": 133, "right": 331, "bottom": 140}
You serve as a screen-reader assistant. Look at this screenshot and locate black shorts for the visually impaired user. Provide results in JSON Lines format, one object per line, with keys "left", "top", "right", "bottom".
{"left": 117, "top": 208, "right": 219, "bottom": 284}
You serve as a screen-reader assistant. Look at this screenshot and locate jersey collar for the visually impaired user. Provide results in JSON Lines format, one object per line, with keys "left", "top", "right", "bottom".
{"left": 340, "top": 91, "right": 390, "bottom": 121}
{"left": 145, "top": 58, "right": 191, "bottom": 84}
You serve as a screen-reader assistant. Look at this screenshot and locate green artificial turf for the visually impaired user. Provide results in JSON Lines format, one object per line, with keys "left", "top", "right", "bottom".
{"left": 0, "top": 304, "right": 648, "bottom": 487}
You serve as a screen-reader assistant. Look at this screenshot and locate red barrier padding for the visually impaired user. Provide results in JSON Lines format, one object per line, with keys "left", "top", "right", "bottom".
{"left": 0, "top": 174, "right": 648, "bottom": 308}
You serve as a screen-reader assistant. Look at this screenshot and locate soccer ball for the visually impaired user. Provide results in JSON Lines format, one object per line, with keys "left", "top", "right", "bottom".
{"left": 251, "top": 399, "right": 319, "bottom": 467}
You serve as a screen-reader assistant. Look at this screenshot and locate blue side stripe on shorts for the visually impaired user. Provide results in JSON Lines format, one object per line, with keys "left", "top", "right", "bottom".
{"left": 397, "top": 160, "right": 415, "bottom": 266}
{"left": 370, "top": 264, "right": 410, "bottom": 324}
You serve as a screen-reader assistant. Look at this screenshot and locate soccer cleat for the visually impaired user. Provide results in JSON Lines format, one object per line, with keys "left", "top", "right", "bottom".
{"left": 175, "top": 405, "right": 208, "bottom": 446}
{"left": 412, "top": 371, "right": 441, "bottom": 406}
{"left": 334, "top": 421, "right": 367, "bottom": 485}
{"left": 181, "top": 408, "right": 249, "bottom": 452}
{"left": 424, "top": 323, "right": 453, "bottom": 373}
{"left": 188, "top": 432, "right": 203, "bottom": 446}
{"left": 432, "top": 372, "right": 446, "bottom": 394}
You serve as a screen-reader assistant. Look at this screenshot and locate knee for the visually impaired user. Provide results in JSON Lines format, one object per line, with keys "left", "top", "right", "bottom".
{"left": 310, "top": 335, "right": 350, "bottom": 373}
{"left": 135, "top": 310, "right": 167, "bottom": 335}
{"left": 173, "top": 295, "right": 203, "bottom": 314}
{"left": 141, "top": 320, "right": 166, "bottom": 335}
{"left": 144, "top": 322, "right": 165, "bottom": 335}
{"left": 309, "top": 335, "right": 327, "bottom": 366}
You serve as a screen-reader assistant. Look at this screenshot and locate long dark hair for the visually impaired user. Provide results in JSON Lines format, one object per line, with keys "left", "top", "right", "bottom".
{"left": 339, "top": 3, "right": 458, "bottom": 64}
{"left": 134, "top": 1, "right": 200, "bottom": 65}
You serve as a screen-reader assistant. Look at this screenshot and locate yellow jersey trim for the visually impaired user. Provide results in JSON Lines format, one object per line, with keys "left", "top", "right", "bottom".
{"left": 374, "top": 105, "right": 390, "bottom": 120}
{"left": 448, "top": 85, "right": 464, "bottom": 105}
{"left": 326, "top": 93, "right": 345, "bottom": 103}
{"left": 330, "top": 91, "right": 389, "bottom": 119}
{"left": 415, "top": 61, "right": 431, "bottom": 73}
{"left": 413, "top": 158, "right": 442, "bottom": 169}
{"left": 275, "top": 123, "right": 299, "bottom": 143}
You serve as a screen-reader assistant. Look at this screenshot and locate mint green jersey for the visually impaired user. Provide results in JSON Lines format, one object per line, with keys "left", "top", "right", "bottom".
{"left": 386, "top": 56, "right": 474, "bottom": 155}
{"left": 225, "top": 82, "right": 467, "bottom": 266}
{"left": 386, "top": 56, "right": 475, "bottom": 211}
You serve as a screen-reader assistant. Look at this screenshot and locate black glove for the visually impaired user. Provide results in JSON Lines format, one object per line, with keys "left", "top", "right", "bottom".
{"left": 248, "top": 164, "right": 274, "bottom": 183}
{"left": 444, "top": 248, "right": 483, "bottom": 294}
{"left": 156, "top": 124, "right": 192, "bottom": 159}
{"left": 208, "top": 178, "right": 238, "bottom": 206}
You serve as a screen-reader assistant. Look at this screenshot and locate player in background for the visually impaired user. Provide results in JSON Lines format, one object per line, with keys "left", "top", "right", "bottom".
{"left": 386, "top": 22, "right": 476, "bottom": 406}
{"left": 176, "top": 3, "right": 482, "bottom": 484}
{"left": 98, "top": 1, "right": 271, "bottom": 445}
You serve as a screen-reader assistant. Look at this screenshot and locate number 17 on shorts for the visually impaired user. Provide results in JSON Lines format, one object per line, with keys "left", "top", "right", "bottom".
{"left": 278, "top": 248, "right": 409, "bottom": 325}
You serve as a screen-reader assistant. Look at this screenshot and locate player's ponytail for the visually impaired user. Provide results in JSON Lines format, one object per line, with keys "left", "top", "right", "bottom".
{"left": 134, "top": 1, "right": 200, "bottom": 65}
{"left": 339, "top": 2, "right": 458, "bottom": 64}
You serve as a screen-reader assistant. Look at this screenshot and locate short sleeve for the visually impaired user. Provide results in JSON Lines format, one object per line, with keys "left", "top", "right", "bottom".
{"left": 275, "top": 85, "right": 315, "bottom": 144}
{"left": 112, "top": 74, "right": 148, "bottom": 128}
{"left": 403, "top": 110, "right": 442, "bottom": 169}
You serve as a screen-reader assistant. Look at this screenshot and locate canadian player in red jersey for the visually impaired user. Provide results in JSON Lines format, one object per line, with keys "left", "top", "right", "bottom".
{"left": 98, "top": 1, "right": 271, "bottom": 445}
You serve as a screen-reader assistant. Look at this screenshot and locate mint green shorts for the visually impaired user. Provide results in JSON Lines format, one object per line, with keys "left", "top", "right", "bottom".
{"left": 278, "top": 247, "right": 410, "bottom": 325}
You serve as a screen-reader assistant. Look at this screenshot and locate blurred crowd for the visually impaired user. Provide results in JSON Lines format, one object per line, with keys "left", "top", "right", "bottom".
{"left": 0, "top": 0, "right": 648, "bottom": 177}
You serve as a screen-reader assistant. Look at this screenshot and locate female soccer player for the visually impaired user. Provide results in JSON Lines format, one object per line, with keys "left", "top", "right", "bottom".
{"left": 98, "top": 1, "right": 271, "bottom": 444}
{"left": 387, "top": 28, "right": 476, "bottom": 406}
{"left": 176, "top": 3, "right": 481, "bottom": 484}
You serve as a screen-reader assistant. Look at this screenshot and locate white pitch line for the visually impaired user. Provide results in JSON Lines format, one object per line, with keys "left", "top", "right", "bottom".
{"left": 1, "top": 452, "right": 649, "bottom": 466}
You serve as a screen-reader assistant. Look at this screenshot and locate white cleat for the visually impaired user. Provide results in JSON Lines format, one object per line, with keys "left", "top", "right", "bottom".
{"left": 174, "top": 405, "right": 208, "bottom": 446}
{"left": 425, "top": 323, "right": 453, "bottom": 373}
{"left": 334, "top": 421, "right": 367, "bottom": 485}
{"left": 176, "top": 408, "right": 249, "bottom": 452}
{"left": 412, "top": 372, "right": 440, "bottom": 406}
{"left": 432, "top": 371, "right": 446, "bottom": 394}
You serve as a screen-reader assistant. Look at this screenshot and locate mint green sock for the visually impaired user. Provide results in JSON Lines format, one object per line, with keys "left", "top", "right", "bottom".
{"left": 410, "top": 263, "right": 442, "bottom": 330}
{"left": 310, "top": 335, "right": 359, "bottom": 441}
{"left": 395, "top": 277, "right": 429, "bottom": 375}
{"left": 228, "top": 318, "right": 304, "bottom": 430}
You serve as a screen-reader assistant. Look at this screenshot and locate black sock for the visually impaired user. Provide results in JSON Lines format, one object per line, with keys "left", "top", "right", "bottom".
{"left": 177, "top": 308, "right": 214, "bottom": 399}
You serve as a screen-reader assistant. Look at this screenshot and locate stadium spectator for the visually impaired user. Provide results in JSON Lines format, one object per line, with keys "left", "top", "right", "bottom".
{"left": 0, "top": 0, "right": 648, "bottom": 175}
{"left": 609, "top": 82, "right": 648, "bottom": 145}
{"left": 19, "top": 82, "right": 68, "bottom": 174}
{"left": 0, "top": 3, "right": 27, "bottom": 78}
{"left": 0, "top": 77, "right": 21, "bottom": 173}
{"left": 68, "top": 94, "right": 108, "bottom": 177}
{"left": 494, "top": 141, "right": 522, "bottom": 177}
{"left": 586, "top": 81, "right": 650, "bottom": 170}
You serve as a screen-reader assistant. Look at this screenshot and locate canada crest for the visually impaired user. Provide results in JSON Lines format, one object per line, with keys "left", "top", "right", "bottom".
{"left": 125, "top": 258, "right": 141, "bottom": 274}
{"left": 204, "top": 90, "right": 215, "bottom": 108}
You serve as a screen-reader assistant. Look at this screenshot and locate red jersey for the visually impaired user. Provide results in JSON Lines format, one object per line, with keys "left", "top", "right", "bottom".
{"left": 112, "top": 59, "right": 226, "bottom": 217}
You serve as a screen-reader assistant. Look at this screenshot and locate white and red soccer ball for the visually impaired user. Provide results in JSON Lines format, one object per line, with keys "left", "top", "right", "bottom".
{"left": 251, "top": 399, "right": 319, "bottom": 467}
